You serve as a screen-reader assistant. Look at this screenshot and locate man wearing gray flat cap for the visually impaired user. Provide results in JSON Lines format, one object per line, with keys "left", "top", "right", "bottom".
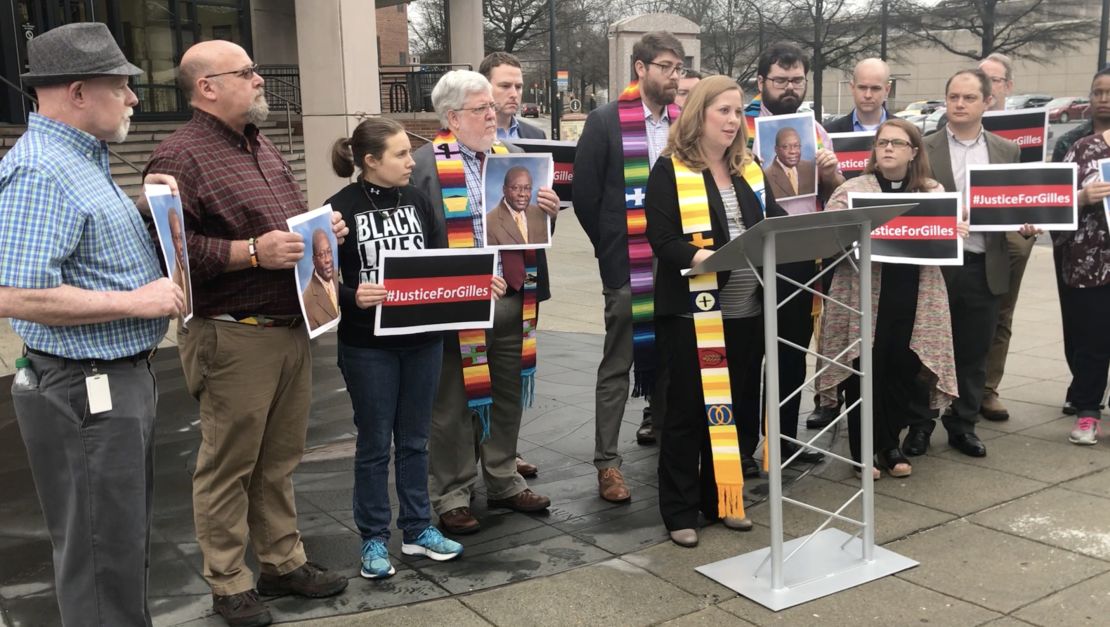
{"left": 0, "top": 22, "right": 184, "bottom": 627}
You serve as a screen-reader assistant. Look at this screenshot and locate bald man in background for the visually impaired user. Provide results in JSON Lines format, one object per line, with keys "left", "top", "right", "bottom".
{"left": 826, "top": 58, "right": 891, "bottom": 134}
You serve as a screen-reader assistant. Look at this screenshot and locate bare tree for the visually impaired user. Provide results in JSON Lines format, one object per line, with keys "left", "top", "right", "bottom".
{"left": 893, "top": 0, "right": 1098, "bottom": 62}
{"left": 484, "top": 0, "right": 551, "bottom": 54}
{"left": 410, "top": 0, "right": 449, "bottom": 64}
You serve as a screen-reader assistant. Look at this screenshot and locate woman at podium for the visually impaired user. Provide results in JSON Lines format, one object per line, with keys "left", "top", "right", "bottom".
{"left": 817, "top": 118, "right": 959, "bottom": 480}
{"left": 645, "top": 75, "right": 787, "bottom": 548}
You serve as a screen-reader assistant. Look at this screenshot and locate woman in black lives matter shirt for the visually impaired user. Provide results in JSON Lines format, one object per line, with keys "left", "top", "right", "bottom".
{"left": 327, "top": 118, "right": 505, "bottom": 580}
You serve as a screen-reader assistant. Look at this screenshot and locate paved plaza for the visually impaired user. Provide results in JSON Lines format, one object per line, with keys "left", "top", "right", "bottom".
{"left": 3, "top": 212, "right": 1110, "bottom": 626}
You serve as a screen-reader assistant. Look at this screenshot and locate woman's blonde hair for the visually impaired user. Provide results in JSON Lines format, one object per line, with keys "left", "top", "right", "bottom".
{"left": 663, "top": 74, "right": 753, "bottom": 176}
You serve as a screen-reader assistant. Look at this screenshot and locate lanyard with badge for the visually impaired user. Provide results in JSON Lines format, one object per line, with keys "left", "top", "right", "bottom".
{"left": 86, "top": 361, "right": 113, "bottom": 414}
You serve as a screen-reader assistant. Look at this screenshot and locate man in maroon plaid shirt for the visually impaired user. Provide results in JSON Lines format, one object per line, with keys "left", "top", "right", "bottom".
{"left": 146, "top": 40, "right": 349, "bottom": 627}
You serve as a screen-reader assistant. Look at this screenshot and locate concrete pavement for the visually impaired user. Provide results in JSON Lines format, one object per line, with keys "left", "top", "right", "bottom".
{"left": 3, "top": 211, "right": 1110, "bottom": 626}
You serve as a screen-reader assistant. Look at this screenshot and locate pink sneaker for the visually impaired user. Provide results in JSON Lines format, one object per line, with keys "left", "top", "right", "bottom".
{"left": 1069, "top": 416, "right": 1101, "bottom": 445}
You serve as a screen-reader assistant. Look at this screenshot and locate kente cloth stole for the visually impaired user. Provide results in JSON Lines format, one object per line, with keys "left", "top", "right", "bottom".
{"left": 617, "top": 81, "right": 680, "bottom": 397}
{"left": 433, "top": 130, "right": 493, "bottom": 435}
{"left": 672, "top": 157, "right": 745, "bottom": 519}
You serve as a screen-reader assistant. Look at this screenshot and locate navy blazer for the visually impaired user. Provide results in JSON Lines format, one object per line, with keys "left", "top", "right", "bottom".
{"left": 646, "top": 156, "right": 788, "bottom": 317}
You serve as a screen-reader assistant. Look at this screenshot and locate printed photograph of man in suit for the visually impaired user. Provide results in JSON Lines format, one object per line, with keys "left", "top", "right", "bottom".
{"left": 303, "top": 228, "right": 340, "bottom": 330}
{"left": 485, "top": 165, "right": 550, "bottom": 247}
{"left": 167, "top": 207, "right": 192, "bottom": 320}
{"left": 763, "top": 126, "right": 817, "bottom": 199}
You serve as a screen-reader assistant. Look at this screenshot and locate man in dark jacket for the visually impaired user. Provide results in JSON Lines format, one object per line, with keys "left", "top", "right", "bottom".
{"left": 481, "top": 51, "right": 546, "bottom": 141}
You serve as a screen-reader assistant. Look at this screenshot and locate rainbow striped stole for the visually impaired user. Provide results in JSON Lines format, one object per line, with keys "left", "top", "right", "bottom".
{"left": 520, "top": 252, "right": 538, "bottom": 407}
{"left": 433, "top": 129, "right": 496, "bottom": 438}
{"left": 618, "top": 81, "right": 680, "bottom": 397}
{"left": 673, "top": 157, "right": 746, "bottom": 519}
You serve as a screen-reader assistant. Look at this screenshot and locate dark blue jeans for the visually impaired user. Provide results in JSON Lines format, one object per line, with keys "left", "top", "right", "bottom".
{"left": 338, "top": 338, "right": 442, "bottom": 543}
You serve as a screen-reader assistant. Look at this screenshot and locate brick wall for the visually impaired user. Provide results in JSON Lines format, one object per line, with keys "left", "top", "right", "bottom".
{"left": 377, "top": 3, "right": 410, "bottom": 67}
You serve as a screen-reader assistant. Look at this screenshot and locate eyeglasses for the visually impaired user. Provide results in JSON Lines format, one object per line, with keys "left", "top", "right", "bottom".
{"left": 987, "top": 76, "right": 1010, "bottom": 85}
{"left": 204, "top": 63, "right": 258, "bottom": 80}
{"left": 453, "top": 102, "right": 499, "bottom": 115}
{"left": 648, "top": 62, "right": 687, "bottom": 77}
{"left": 765, "top": 76, "right": 807, "bottom": 88}
{"left": 313, "top": 250, "right": 332, "bottom": 259}
{"left": 506, "top": 185, "right": 532, "bottom": 193}
{"left": 875, "top": 138, "right": 912, "bottom": 149}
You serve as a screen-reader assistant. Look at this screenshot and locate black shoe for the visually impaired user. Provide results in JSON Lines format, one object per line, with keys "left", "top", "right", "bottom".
{"left": 212, "top": 590, "right": 272, "bottom": 627}
{"left": 1063, "top": 401, "right": 1077, "bottom": 415}
{"left": 256, "top": 561, "right": 348, "bottom": 598}
{"left": 741, "top": 455, "right": 761, "bottom": 478}
{"left": 806, "top": 406, "right": 838, "bottom": 429}
{"left": 948, "top": 433, "right": 987, "bottom": 457}
{"left": 636, "top": 419, "right": 656, "bottom": 445}
{"left": 902, "top": 428, "right": 931, "bottom": 457}
{"left": 783, "top": 443, "right": 824, "bottom": 465}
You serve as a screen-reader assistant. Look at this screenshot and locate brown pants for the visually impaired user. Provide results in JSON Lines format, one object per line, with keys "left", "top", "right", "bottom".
{"left": 179, "top": 318, "right": 311, "bottom": 595}
{"left": 984, "top": 232, "right": 1037, "bottom": 400}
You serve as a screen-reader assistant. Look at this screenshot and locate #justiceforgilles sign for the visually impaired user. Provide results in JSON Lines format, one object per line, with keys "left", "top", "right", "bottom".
{"left": 982, "top": 108, "right": 1049, "bottom": 163}
{"left": 966, "top": 162, "right": 1078, "bottom": 231}
{"left": 829, "top": 131, "right": 875, "bottom": 180}
{"left": 511, "top": 138, "right": 575, "bottom": 207}
{"left": 374, "top": 248, "right": 498, "bottom": 336}
{"left": 849, "top": 192, "right": 963, "bottom": 265}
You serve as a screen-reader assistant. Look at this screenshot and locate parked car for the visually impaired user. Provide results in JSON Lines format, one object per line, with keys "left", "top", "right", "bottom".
{"left": 920, "top": 107, "right": 947, "bottom": 135}
{"left": 521, "top": 102, "right": 540, "bottom": 118}
{"left": 1005, "top": 94, "right": 1053, "bottom": 110}
{"left": 1046, "top": 97, "right": 1090, "bottom": 123}
{"left": 895, "top": 100, "right": 944, "bottom": 118}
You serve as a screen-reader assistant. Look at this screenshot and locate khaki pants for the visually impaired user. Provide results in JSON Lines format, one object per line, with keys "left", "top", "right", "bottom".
{"left": 984, "top": 232, "right": 1037, "bottom": 399}
{"left": 179, "top": 318, "right": 311, "bottom": 595}
{"left": 429, "top": 293, "right": 528, "bottom": 514}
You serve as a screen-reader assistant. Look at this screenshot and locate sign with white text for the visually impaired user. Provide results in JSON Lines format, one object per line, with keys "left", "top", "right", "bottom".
{"left": 982, "top": 108, "right": 1049, "bottom": 163}
{"left": 374, "top": 248, "right": 497, "bottom": 336}
{"left": 829, "top": 131, "right": 874, "bottom": 180}
{"left": 966, "top": 162, "right": 1078, "bottom": 231}
{"left": 850, "top": 192, "right": 963, "bottom": 265}
{"left": 511, "top": 138, "right": 576, "bottom": 207}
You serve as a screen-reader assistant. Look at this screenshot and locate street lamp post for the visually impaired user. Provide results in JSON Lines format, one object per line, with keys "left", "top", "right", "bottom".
{"left": 549, "top": 0, "right": 560, "bottom": 139}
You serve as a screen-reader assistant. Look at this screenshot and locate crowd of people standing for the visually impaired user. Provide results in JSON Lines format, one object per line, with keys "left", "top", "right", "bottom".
{"left": 2, "top": 21, "right": 1108, "bottom": 627}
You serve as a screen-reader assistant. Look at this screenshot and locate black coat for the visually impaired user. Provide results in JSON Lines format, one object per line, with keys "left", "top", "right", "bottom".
{"left": 515, "top": 118, "right": 547, "bottom": 139}
{"left": 645, "top": 156, "right": 788, "bottom": 317}
{"left": 572, "top": 101, "right": 646, "bottom": 289}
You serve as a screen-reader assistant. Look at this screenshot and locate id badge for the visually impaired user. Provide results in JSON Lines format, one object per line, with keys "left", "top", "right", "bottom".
{"left": 85, "top": 373, "right": 113, "bottom": 414}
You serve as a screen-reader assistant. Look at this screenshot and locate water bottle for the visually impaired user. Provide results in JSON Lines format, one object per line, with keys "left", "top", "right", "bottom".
{"left": 12, "top": 356, "right": 38, "bottom": 391}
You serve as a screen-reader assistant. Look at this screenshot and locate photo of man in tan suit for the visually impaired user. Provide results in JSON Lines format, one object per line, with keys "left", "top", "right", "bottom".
{"left": 485, "top": 166, "right": 550, "bottom": 246}
{"left": 763, "top": 127, "right": 817, "bottom": 199}
{"left": 302, "top": 228, "right": 339, "bottom": 330}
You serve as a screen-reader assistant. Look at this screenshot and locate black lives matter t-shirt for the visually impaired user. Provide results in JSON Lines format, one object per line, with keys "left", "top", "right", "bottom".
{"left": 327, "top": 180, "right": 446, "bottom": 348}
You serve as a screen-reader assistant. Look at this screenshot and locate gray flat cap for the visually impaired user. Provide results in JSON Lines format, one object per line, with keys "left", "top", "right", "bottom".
{"left": 20, "top": 22, "right": 142, "bottom": 87}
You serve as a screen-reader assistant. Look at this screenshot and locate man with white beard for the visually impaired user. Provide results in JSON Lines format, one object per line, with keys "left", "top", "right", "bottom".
{"left": 0, "top": 22, "right": 185, "bottom": 626}
{"left": 146, "top": 40, "right": 350, "bottom": 627}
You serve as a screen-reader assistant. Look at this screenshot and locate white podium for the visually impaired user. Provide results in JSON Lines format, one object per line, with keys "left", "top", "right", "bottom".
{"left": 688, "top": 204, "right": 921, "bottom": 611}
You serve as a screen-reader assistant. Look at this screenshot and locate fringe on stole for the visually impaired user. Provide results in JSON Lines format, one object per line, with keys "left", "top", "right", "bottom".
{"left": 471, "top": 404, "right": 492, "bottom": 442}
{"left": 521, "top": 369, "right": 536, "bottom": 409}
{"left": 631, "top": 369, "right": 655, "bottom": 399}
{"left": 717, "top": 483, "right": 747, "bottom": 519}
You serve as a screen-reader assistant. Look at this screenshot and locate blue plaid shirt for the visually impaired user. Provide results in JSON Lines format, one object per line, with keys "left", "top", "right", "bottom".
{"left": 0, "top": 113, "right": 167, "bottom": 359}
{"left": 458, "top": 142, "right": 504, "bottom": 276}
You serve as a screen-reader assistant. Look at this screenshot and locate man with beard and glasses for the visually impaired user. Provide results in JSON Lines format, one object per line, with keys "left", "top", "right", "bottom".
{"left": 745, "top": 43, "right": 844, "bottom": 466}
{"left": 146, "top": 41, "right": 350, "bottom": 627}
{"left": 0, "top": 23, "right": 185, "bottom": 626}
{"left": 573, "top": 31, "right": 683, "bottom": 493}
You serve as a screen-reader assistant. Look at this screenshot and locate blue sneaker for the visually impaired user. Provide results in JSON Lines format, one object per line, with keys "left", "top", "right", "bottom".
{"left": 360, "top": 538, "right": 395, "bottom": 579}
{"left": 401, "top": 526, "right": 464, "bottom": 562}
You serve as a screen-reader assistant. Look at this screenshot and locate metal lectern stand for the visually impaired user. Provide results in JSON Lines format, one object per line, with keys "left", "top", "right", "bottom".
{"left": 688, "top": 204, "right": 920, "bottom": 611}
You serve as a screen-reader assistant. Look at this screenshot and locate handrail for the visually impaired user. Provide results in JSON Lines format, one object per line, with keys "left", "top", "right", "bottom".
{"left": 263, "top": 87, "right": 299, "bottom": 153}
{"left": 263, "top": 75, "right": 301, "bottom": 101}
{"left": 0, "top": 73, "right": 144, "bottom": 176}
{"left": 351, "top": 110, "right": 432, "bottom": 145}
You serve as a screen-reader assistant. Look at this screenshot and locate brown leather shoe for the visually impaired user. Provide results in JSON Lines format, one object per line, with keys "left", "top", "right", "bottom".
{"left": 598, "top": 467, "right": 631, "bottom": 503}
{"left": 439, "top": 507, "right": 482, "bottom": 534}
{"left": 516, "top": 455, "right": 538, "bottom": 478}
{"left": 212, "top": 590, "right": 272, "bottom": 627}
{"left": 980, "top": 394, "right": 1010, "bottom": 422}
{"left": 256, "top": 561, "right": 347, "bottom": 598}
{"left": 488, "top": 488, "right": 551, "bottom": 512}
